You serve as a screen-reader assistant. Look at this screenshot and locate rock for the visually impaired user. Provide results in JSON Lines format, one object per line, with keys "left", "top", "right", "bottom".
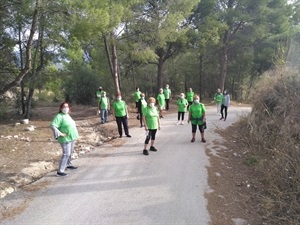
{"left": 25, "top": 126, "right": 35, "bottom": 131}
{"left": 20, "top": 119, "right": 29, "bottom": 124}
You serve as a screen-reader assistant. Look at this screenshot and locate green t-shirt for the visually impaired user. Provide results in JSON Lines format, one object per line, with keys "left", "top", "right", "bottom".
{"left": 163, "top": 88, "right": 171, "bottom": 99}
{"left": 141, "top": 99, "right": 147, "bottom": 110}
{"left": 189, "top": 103, "right": 206, "bottom": 125}
{"left": 186, "top": 91, "right": 194, "bottom": 102}
{"left": 99, "top": 96, "right": 109, "bottom": 110}
{"left": 113, "top": 100, "right": 127, "bottom": 117}
{"left": 214, "top": 93, "right": 223, "bottom": 104}
{"left": 50, "top": 113, "right": 79, "bottom": 143}
{"left": 142, "top": 106, "right": 159, "bottom": 129}
{"left": 134, "top": 91, "right": 141, "bottom": 102}
{"left": 177, "top": 98, "right": 188, "bottom": 112}
{"left": 157, "top": 93, "right": 165, "bottom": 106}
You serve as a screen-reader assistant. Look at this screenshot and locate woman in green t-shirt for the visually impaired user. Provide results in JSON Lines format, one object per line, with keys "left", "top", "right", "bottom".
{"left": 50, "top": 102, "right": 79, "bottom": 177}
{"left": 142, "top": 97, "right": 161, "bottom": 155}
{"left": 187, "top": 95, "right": 207, "bottom": 143}
{"left": 176, "top": 93, "right": 188, "bottom": 125}
{"left": 112, "top": 94, "right": 131, "bottom": 138}
{"left": 157, "top": 88, "right": 165, "bottom": 118}
{"left": 186, "top": 87, "right": 194, "bottom": 110}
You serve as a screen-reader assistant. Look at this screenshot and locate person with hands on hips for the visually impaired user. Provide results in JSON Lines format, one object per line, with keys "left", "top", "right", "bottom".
{"left": 142, "top": 97, "right": 161, "bottom": 155}
{"left": 112, "top": 93, "right": 131, "bottom": 138}
{"left": 187, "top": 95, "right": 207, "bottom": 143}
{"left": 50, "top": 102, "right": 79, "bottom": 177}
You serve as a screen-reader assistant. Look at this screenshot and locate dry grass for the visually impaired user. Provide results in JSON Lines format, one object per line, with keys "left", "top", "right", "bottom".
{"left": 232, "top": 69, "right": 300, "bottom": 224}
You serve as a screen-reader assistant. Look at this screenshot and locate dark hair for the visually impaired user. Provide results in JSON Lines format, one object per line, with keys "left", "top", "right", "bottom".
{"left": 59, "top": 102, "right": 71, "bottom": 113}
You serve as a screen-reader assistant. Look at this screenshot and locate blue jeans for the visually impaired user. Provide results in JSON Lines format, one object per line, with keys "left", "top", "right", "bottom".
{"left": 100, "top": 109, "right": 108, "bottom": 123}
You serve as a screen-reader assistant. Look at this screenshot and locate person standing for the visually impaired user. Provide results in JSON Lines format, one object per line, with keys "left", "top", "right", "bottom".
{"left": 157, "top": 88, "right": 165, "bottom": 118}
{"left": 214, "top": 88, "right": 223, "bottom": 115}
{"left": 112, "top": 94, "right": 131, "bottom": 138}
{"left": 142, "top": 97, "right": 161, "bottom": 155}
{"left": 98, "top": 91, "right": 110, "bottom": 124}
{"left": 163, "top": 84, "right": 171, "bottom": 110}
{"left": 186, "top": 87, "right": 194, "bottom": 110}
{"left": 134, "top": 87, "right": 141, "bottom": 109}
{"left": 176, "top": 93, "right": 188, "bottom": 125}
{"left": 220, "top": 90, "right": 230, "bottom": 121}
{"left": 137, "top": 93, "right": 147, "bottom": 127}
{"left": 96, "top": 86, "right": 104, "bottom": 101}
{"left": 50, "top": 102, "right": 79, "bottom": 177}
{"left": 187, "top": 95, "right": 207, "bottom": 143}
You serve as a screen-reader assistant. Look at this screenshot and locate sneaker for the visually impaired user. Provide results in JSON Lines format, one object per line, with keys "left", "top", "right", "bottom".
{"left": 220, "top": 117, "right": 224, "bottom": 120}
{"left": 126, "top": 134, "right": 132, "bottom": 138}
{"left": 191, "top": 138, "right": 195, "bottom": 142}
{"left": 67, "top": 166, "right": 78, "bottom": 170}
{"left": 56, "top": 172, "right": 67, "bottom": 177}
{"left": 119, "top": 135, "right": 122, "bottom": 138}
{"left": 181, "top": 121, "right": 184, "bottom": 125}
{"left": 201, "top": 138, "right": 206, "bottom": 143}
{"left": 176, "top": 121, "right": 180, "bottom": 125}
{"left": 149, "top": 146, "right": 157, "bottom": 151}
{"left": 143, "top": 149, "right": 149, "bottom": 155}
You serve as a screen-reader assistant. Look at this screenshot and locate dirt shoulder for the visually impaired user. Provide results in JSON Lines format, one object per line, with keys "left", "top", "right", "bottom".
{"left": 0, "top": 101, "right": 262, "bottom": 224}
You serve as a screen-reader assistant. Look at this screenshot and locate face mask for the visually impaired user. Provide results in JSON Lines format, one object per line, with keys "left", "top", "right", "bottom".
{"left": 117, "top": 97, "right": 121, "bottom": 101}
{"left": 149, "top": 103, "right": 155, "bottom": 107}
{"left": 62, "top": 108, "right": 69, "bottom": 114}
{"left": 141, "top": 97, "right": 145, "bottom": 100}
{"left": 180, "top": 96, "right": 184, "bottom": 99}
{"left": 194, "top": 99, "right": 199, "bottom": 104}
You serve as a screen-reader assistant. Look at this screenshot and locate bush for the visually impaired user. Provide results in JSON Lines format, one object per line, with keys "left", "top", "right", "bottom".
{"left": 240, "top": 69, "right": 300, "bottom": 224}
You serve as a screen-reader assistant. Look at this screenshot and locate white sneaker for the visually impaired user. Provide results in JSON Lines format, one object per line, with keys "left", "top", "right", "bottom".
{"left": 181, "top": 121, "right": 184, "bottom": 125}
{"left": 176, "top": 121, "right": 180, "bottom": 125}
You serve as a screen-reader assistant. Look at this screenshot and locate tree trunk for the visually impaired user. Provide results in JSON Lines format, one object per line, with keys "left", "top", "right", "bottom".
{"left": 199, "top": 54, "right": 203, "bottom": 98}
{"left": 219, "top": 45, "right": 228, "bottom": 92}
{"left": 157, "top": 56, "right": 164, "bottom": 92}
{"left": 25, "top": 88, "right": 34, "bottom": 119}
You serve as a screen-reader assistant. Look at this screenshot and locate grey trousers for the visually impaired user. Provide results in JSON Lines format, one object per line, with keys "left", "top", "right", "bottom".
{"left": 58, "top": 141, "right": 75, "bottom": 173}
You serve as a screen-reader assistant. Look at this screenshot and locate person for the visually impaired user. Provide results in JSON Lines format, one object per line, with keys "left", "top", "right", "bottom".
{"left": 163, "top": 84, "right": 171, "bottom": 110}
{"left": 187, "top": 95, "right": 207, "bottom": 143}
{"left": 214, "top": 88, "right": 223, "bottom": 115}
{"left": 157, "top": 88, "right": 165, "bottom": 118}
{"left": 220, "top": 90, "right": 230, "bottom": 121}
{"left": 186, "top": 87, "right": 194, "bottom": 110}
{"left": 134, "top": 87, "right": 141, "bottom": 109}
{"left": 137, "top": 93, "right": 147, "bottom": 127}
{"left": 112, "top": 93, "right": 131, "bottom": 138}
{"left": 98, "top": 91, "right": 110, "bottom": 124}
{"left": 96, "top": 86, "right": 104, "bottom": 101}
{"left": 142, "top": 97, "right": 161, "bottom": 155}
{"left": 176, "top": 93, "right": 188, "bottom": 125}
{"left": 50, "top": 102, "right": 79, "bottom": 177}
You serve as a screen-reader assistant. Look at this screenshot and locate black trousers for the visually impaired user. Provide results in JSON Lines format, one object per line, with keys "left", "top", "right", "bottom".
{"left": 178, "top": 112, "right": 185, "bottom": 121}
{"left": 165, "top": 99, "right": 170, "bottom": 110}
{"left": 115, "top": 116, "right": 129, "bottom": 136}
{"left": 221, "top": 104, "right": 228, "bottom": 119}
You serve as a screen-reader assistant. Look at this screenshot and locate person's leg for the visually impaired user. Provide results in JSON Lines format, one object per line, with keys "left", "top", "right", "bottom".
{"left": 149, "top": 130, "right": 157, "bottom": 151}
{"left": 57, "top": 142, "right": 72, "bottom": 175}
{"left": 104, "top": 109, "right": 108, "bottom": 122}
{"left": 139, "top": 112, "right": 143, "bottom": 127}
{"left": 177, "top": 112, "right": 180, "bottom": 124}
{"left": 116, "top": 117, "right": 123, "bottom": 137}
{"left": 122, "top": 116, "right": 131, "bottom": 137}
{"left": 165, "top": 99, "right": 169, "bottom": 110}
{"left": 224, "top": 106, "right": 228, "bottom": 121}
{"left": 199, "top": 125, "right": 206, "bottom": 142}
{"left": 100, "top": 109, "right": 105, "bottom": 123}
{"left": 191, "top": 124, "right": 197, "bottom": 142}
{"left": 220, "top": 104, "right": 225, "bottom": 119}
{"left": 143, "top": 130, "right": 151, "bottom": 155}
{"left": 181, "top": 112, "right": 185, "bottom": 124}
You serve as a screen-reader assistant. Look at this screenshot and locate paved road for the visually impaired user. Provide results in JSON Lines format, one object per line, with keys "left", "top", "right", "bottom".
{"left": 0, "top": 106, "right": 250, "bottom": 225}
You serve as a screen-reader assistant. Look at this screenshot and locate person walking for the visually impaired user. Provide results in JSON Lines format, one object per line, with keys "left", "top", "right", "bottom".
{"left": 157, "top": 88, "right": 165, "bottom": 118}
{"left": 137, "top": 93, "right": 147, "bottom": 127}
{"left": 214, "top": 88, "right": 223, "bottom": 115}
{"left": 98, "top": 91, "right": 110, "bottom": 124}
{"left": 142, "top": 97, "right": 161, "bottom": 155}
{"left": 186, "top": 87, "right": 194, "bottom": 110}
{"left": 50, "top": 102, "right": 79, "bottom": 177}
{"left": 220, "top": 90, "right": 230, "bottom": 121}
{"left": 134, "top": 87, "right": 141, "bottom": 110}
{"left": 163, "top": 84, "right": 171, "bottom": 110}
{"left": 112, "top": 93, "right": 131, "bottom": 138}
{"left": 187, "top": 95, "right": 207, "bottom": 143}
{"left": 176, "top": 93, "right": 188, "bottom": 125}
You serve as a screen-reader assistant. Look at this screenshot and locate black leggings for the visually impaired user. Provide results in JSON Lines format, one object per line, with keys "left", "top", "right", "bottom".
{"left": 221, "top": 104, "right": 228, "bottom": 119}
{"left": 145, "top": 129, "right": 157, "bottom": 144}
{"left": 178, "top": 112, "right": 185, "bottom": 121}
{"left": 115, "top": 116, "right": 129, "bottom": 136}
{"left": 165, "top": 99, "right": 170, "bottom": 110}
{"left": 191, "top": 124, "right": 205, "bottom": 133}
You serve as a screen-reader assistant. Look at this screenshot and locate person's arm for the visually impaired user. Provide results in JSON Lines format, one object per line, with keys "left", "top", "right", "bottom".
{"left": 187, "top": 111, "right": 191, "bottom": 123}
{"left": 50, "top": 125, "right": 66, "bottom": 139}
{"left": 158, "top": 117, "right": 161, "bottom": 130}
{"left": 202, "top": 112, "right": 206, "bottom": 122}
{"left": 125, "top": 104, "right": 129, "bottom": 118}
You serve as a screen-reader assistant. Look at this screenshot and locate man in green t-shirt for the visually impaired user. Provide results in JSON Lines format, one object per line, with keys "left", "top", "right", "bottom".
{"left": 157, "top": 88, "right": 165, "bottom": 118}
{"left": 134, "top": 87, "right": 141, "bottom": 109}
{"left": 98, "top": 91, "right": 110, "bottom": 124}
{"left": 188, "top": 95, "right": 207, "bottom": 143}
{"left": 142, "top": 97, "right": 161, "bottom": 155}
{"left": 163, "top": 84, "right": 171, "bottom": 110}
{"left": 214, "top": 88, "right": 223, "bottom": 115}
{"left": 176, "top": 93, "right": 189, "bottom": 125}
{"left": 186, "top": 87, "right": 194, "bottom": 110}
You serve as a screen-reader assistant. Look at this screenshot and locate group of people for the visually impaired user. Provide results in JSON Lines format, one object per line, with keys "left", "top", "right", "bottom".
{"left": 50, "top": 85, "right": 230, "bottom": 176}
